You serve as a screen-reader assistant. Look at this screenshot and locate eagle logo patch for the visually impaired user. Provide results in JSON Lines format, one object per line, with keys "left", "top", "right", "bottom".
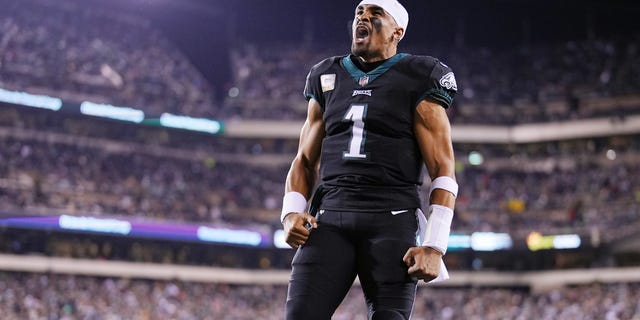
{"left": 439, "top": 72, "right": 458, "bottom": 91}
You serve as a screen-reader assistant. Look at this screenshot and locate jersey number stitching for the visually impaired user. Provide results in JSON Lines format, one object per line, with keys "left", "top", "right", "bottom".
{"left": 342, "top": 104, "right": 368, "bottom": 160}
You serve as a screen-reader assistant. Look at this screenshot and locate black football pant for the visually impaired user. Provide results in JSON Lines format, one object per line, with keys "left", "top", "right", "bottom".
{"left": 285, "top": 209, "right": 419, "bottom": 320}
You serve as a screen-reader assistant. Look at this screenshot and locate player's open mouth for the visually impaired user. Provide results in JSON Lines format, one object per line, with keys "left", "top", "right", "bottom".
{"left": 355, "top": 26, "right": 369, "bottom": 42}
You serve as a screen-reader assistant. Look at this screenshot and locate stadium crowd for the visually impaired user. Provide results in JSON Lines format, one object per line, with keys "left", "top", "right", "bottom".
{"left": 0, "top": 271, "right": 639, "bottom": 320}
{"left": 0, "top": 0, "right": 217, "bottom": 118}
{"left": 0, "top": 134, "right": 287, "bottom": 226}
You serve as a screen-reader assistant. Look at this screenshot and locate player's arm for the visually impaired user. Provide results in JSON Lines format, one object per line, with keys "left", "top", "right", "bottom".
{"left": 403, "top": 99, "right": 457, "bottom": 281}
{"left": 281, "top": 98, "right": 325, "bottom": 248}
{"left": 415, "top": 100, "right": 456, "bottom": 209}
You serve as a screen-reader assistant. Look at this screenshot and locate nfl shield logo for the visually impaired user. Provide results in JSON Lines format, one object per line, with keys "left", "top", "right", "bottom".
{"left": 358, "top": 75, "right": 369, "bottom": 86}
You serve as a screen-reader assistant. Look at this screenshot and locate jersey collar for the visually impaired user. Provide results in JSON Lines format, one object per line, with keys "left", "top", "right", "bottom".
{"left": 341, "top": 53, "right": 408, "bottom": 87}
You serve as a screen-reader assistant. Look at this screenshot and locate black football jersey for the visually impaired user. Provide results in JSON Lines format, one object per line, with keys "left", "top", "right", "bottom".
{"left": 304, "top": 53, "right": 457, "bottom": 212}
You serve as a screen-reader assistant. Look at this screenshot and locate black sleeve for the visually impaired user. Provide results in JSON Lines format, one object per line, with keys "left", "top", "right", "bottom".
{"left": 303, "top": 68, "right": 322, "bottom": 105}
{"left": 417, "top": 58, "right": 458, "bottom": 109}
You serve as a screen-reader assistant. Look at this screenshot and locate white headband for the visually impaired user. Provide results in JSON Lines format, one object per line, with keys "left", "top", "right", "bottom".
{"left": 357, "top": 0, "right": 409, "bottom": 39}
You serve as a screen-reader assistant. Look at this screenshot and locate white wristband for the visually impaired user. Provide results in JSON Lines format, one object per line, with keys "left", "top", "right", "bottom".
{"left": 281, "top": 191, "right": 307, "bottom": 223}
{"left": 429, "top": 176, "right": 458, "bottom": 198}
{"left": 421, "top": 204, "right": 454, "bottom": 254}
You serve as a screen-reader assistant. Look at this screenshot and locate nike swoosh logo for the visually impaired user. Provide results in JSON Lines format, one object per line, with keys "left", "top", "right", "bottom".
{"left": 391, "top": 210, "right": 409, "bottom": 215}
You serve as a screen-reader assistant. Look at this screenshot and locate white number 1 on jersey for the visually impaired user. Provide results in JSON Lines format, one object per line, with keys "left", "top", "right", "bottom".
{"left": 343, "top": 104, "right": 368, "bottom": 159}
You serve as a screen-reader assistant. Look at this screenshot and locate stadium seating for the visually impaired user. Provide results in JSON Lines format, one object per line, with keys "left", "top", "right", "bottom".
{"left": 0, "top": 0, "right": 218, "bottom": 118}
{"left": 0, "top": 271, "right": 638, "bottom": 319}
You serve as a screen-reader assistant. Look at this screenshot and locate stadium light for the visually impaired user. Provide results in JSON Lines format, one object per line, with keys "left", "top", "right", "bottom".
{"left": 468, "top": 151, "right": 484, "bottom": 166}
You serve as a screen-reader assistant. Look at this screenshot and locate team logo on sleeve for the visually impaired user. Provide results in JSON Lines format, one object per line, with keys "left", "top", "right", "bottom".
{"left": 320, "top": 74, "right": 336, "bottom": 92}
{"left": 439, "top": 72, "right": 458, "bottom": 91}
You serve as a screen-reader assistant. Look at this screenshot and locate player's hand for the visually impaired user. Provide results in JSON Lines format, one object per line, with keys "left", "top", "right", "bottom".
{"left": 402, "top": 246, "right": 442, "bottom": 282}
{"left": 282, "top": 212, "right": 317, "bottom": 249}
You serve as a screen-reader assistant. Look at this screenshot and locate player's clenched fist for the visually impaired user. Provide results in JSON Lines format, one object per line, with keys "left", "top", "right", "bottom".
{"left": 403, "top": 246, "right": 442, "bottom": 282}
{"left": 282, "top": 212, "right": 317, "bottom": 248}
